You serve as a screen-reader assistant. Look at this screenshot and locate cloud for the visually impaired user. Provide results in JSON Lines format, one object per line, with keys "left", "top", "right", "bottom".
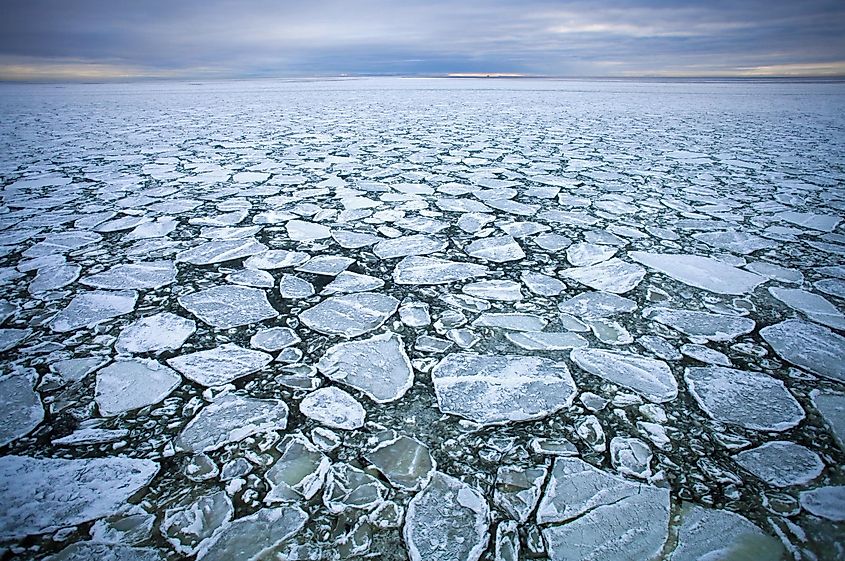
{"left": 0, "top": 0, "right": 843, "bottom": 79}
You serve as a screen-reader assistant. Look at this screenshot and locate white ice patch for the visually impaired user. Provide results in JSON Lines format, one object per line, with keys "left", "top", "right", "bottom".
{"left": 51, "top": 290, "right": 138, "bottom": 333}
{"left": 317, "top": 332, "right": 414, "bottom": 403}
{"left": 300, "top": 293, "right": 399, "bottom": 338}
{"left": 733, "top": 441, "right": 824, "bottom": 487}
{"left": 0, "top": 455, "right": 158, "bottom": 540}
{"left": 431, "top": 353, "right": 577, "bottom": 425}
{"left": 115, "top": 312, "right": 196, "bottom": 354}
{"left": 81, "top": 261, "right": 177, "bottom": 290}
{"left": 685, "top": 366, "right": 804, "bottom": 431}
{"left": 630, "top": 251, "right": 766, "bottom": 295}
{"left": 403, "top": 472, "right": 489, "bottom": 561}
{"left": 168, "top": 344, "right": 272, "bottom": 386}
{"left": 95, "top": 358, "right": 181, "bottom": 416}
{"left": 300, "top": 387, "right": 366, "bottom": 430}
{"left": 176, "top": 393, "right": 288, "bottom": 453}
{"left": 760, "top": 319, "right": 845, "bottom": 383}
{"left": 570, "top": 348, "right": 677, "bottom": 403}
{"left": 178, "top": 285, "right": 278, "bottom": 329}
{"left": 562, "top": 258, "right": 645, "bottom": 294}
{"left": 393, "top": 256, "right": 488, "bottom": 285}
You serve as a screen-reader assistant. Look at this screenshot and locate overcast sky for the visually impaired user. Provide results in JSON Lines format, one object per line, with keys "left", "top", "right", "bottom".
{"left": 1, "top": 0, "right": 843, "bottom": 80}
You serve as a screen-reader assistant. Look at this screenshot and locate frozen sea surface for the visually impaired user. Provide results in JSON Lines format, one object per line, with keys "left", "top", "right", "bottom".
{"left": 0, "top": 77, "right": 844, "bottom": 560}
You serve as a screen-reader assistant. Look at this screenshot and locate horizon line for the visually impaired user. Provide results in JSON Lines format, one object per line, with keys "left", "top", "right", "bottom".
{"left": 2, "top": 73, "right": 845, "bottom": 85}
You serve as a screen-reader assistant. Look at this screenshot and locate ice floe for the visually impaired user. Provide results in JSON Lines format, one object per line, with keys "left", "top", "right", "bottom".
{"left": 300, "top": 293, "right": 399, "bottom": 337}
{"left": 404, "top": 472, "right": 489, "bottom": 561}
{"left": 178, "top": 285, "right": 278, "bottom": 329}
{"left": 431, "top": 353, "right": 577, "bottom": 425}
{"left": 537, "top": 458, "right": 669, "bottom": 561}
{"left": 81, "top": 261, "right": 176, "bottom": 290}
{"left": 115, "top": 312, "right": 196, "bottom": 354}
{"left": 175, "top": 394, "right": 288, "bottom": 453}
{"left": 760, "top": 319, "right": 845, "bottom": 383}
{"left": 51, "top": 290, "right": 138, "bottom": 332}
{"left": 317, "top": 332, "right": 414, "bottom": 403}
{"left": 734, "top": 440, "right": 823, "bottom": 487}
{"left": 644, "top": 307, "right": 755, "bottom": 341}
{"left": 168, "top": 344, "right": 272, "bottom": 386}
{"left": 0, "top": 455, "right": 158, "bottom": 540}
{"left": 570, "top": 348, "right": 677, "bottom": 402}
{"left": 562, "top": 258, "right": 645, "bottom": 294}
{"left": 300, "top": 387, "right": 366, "bottom": 429}
{"left": 630, "top": 251, "right": 766, "bottom": 295}
{"left": 0, "top": 369, "right": 44, "bottom": 446}
{"left": 393, "top": 256, "right": 488, "bottom": 285}
{"left": 669, "top": 503, "right": 785, "bottom": 561}
{"left": 95, "top": 358, "right": 181, "bottom": 416}
{"left": 685, "top": 366, "right": 804, "bottom": 431}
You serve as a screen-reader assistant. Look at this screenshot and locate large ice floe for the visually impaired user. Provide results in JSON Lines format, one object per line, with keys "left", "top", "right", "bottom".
{"left": 431, "top": 353, "right": 578, "bottom": 425}
{"left": 537, "top": 457, "right": 670, "bottom": 561}
{"left": 317, "top": 332, "right": 414, "bottom": 402}
{"left": 1, "top": 77, "right": 843, "bottom": 560}
{"left": 403, "top": 472, "right": 489, "bottom": 561}
{"left": 0, "top": 455, "right": 158, "bottom": 540}
{"left": 299, "top": 293, "right": 399, "bottom": 337}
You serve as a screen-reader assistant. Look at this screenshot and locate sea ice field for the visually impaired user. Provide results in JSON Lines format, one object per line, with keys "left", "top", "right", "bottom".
{"left": 0, "top": 77, "right": 844, "bottom": 560}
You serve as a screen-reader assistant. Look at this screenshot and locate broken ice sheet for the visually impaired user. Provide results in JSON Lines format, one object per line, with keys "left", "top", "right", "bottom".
{"left": 685, "top": 366, "right": 804, "bottom": 431}
{"left": 403, "top": 472, "right": 489, "bottom": 561}
{"left": 265, "top": 435, "right": 330, "bottom": 501}
{"left": 115, "top": 312, "right": 196, "bottom": 354}
{"left": 50, "top": 290, "right": 138, "bottom": 333}
{"left": 0, "top": 328, "right": 31, "bottom": 352}
{"left": 800, "top": 486, "right": 845, "bottom": 522}
{"left": 249, "top": 326, "right": 300, "bottom": 352}
{"left": 299, "top": 292, "right": 399, "bottom": 337}
{"left": 323, "top": 463, "right": 389, "bottom": 514}
{"left": 493, "top": 465, "right": 547, "bottom": 523}
{"left": 644, "top": 307, "right": 755, "bottom": 341}
{"left": 465, "top": 235, "right": 525, "bottom": 262}
{"left": 669, "top": 502, "right": 785, "bottom": 561}
{"left": 570, "top": 348, "right": 677, "bottom": 403}
{"left": 299, "top": 386, "right": 366, "bottom": 430}
{"left": 28, "top": 263, "right": 81, "bottom": 294}
{"left": 733, "top": 441, "right": 824, "bottom": 487}
{"left": 561, "top": 258, "right": 645, "bottom": 294}
{"left": 178, "top": 285, "right": 278, "bottom": 329}
{"left": 630, "top": 251, "right": 766, "bottom": 295}
{"left": 0, "top": 455, "right": 159, "bottom": 540}
{"left": 393, "top": 255, "right": 488, "bottom": 285}
{"left": 176, "top": 238, "right": 267, "bottom": 265}
{"left": 321, "top": 270, "right": 384, "bottom": 294}
{"left": 537, "top": 457, "right": 669, "bottom": 561}
{"left": 160, "top": 490, "right": 233, "bottom": 555}
{"left": 810, "top": 390, "right": 845, "bottom": 450}
{"left": 760, "top": 319, "right": 845, "bottom": 383}
{"left": 168, "top": 343, "right": 272, "bottom": 386}
{"left": 0, "top": 369, "right": 44, "bottom": 446}
{"left": 317, "top": 332, "right": 414, "bottom": 403}
{"left": 175, "top": 393, "right": 288, "bottom": 453}
{"left": 194, "top": 506, "right": 307, "bottom": 561}
{"left": 46, "top": 543, "right": 164, "bottom": 561}
{"left": 81, "top": 261, "right": 177, "bottom": 290}
{"left": 768, "top": 286, "right": 845, "bottom": 330}
{"left": 373, "top": 234, "right": 446, "bottom": 259}
{"left": 365, "top": 432, "right": 435, "bottom": 491}
{"left": 95, "top": 358, "right": 181, "bottom": 416}
{"left": 431, "top": 353, "right": 577, "bottom": 425}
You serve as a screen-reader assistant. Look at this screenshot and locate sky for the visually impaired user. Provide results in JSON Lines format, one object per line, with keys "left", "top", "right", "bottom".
{"left": 1, "top": 0, "right": 844, "bottom": 80}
